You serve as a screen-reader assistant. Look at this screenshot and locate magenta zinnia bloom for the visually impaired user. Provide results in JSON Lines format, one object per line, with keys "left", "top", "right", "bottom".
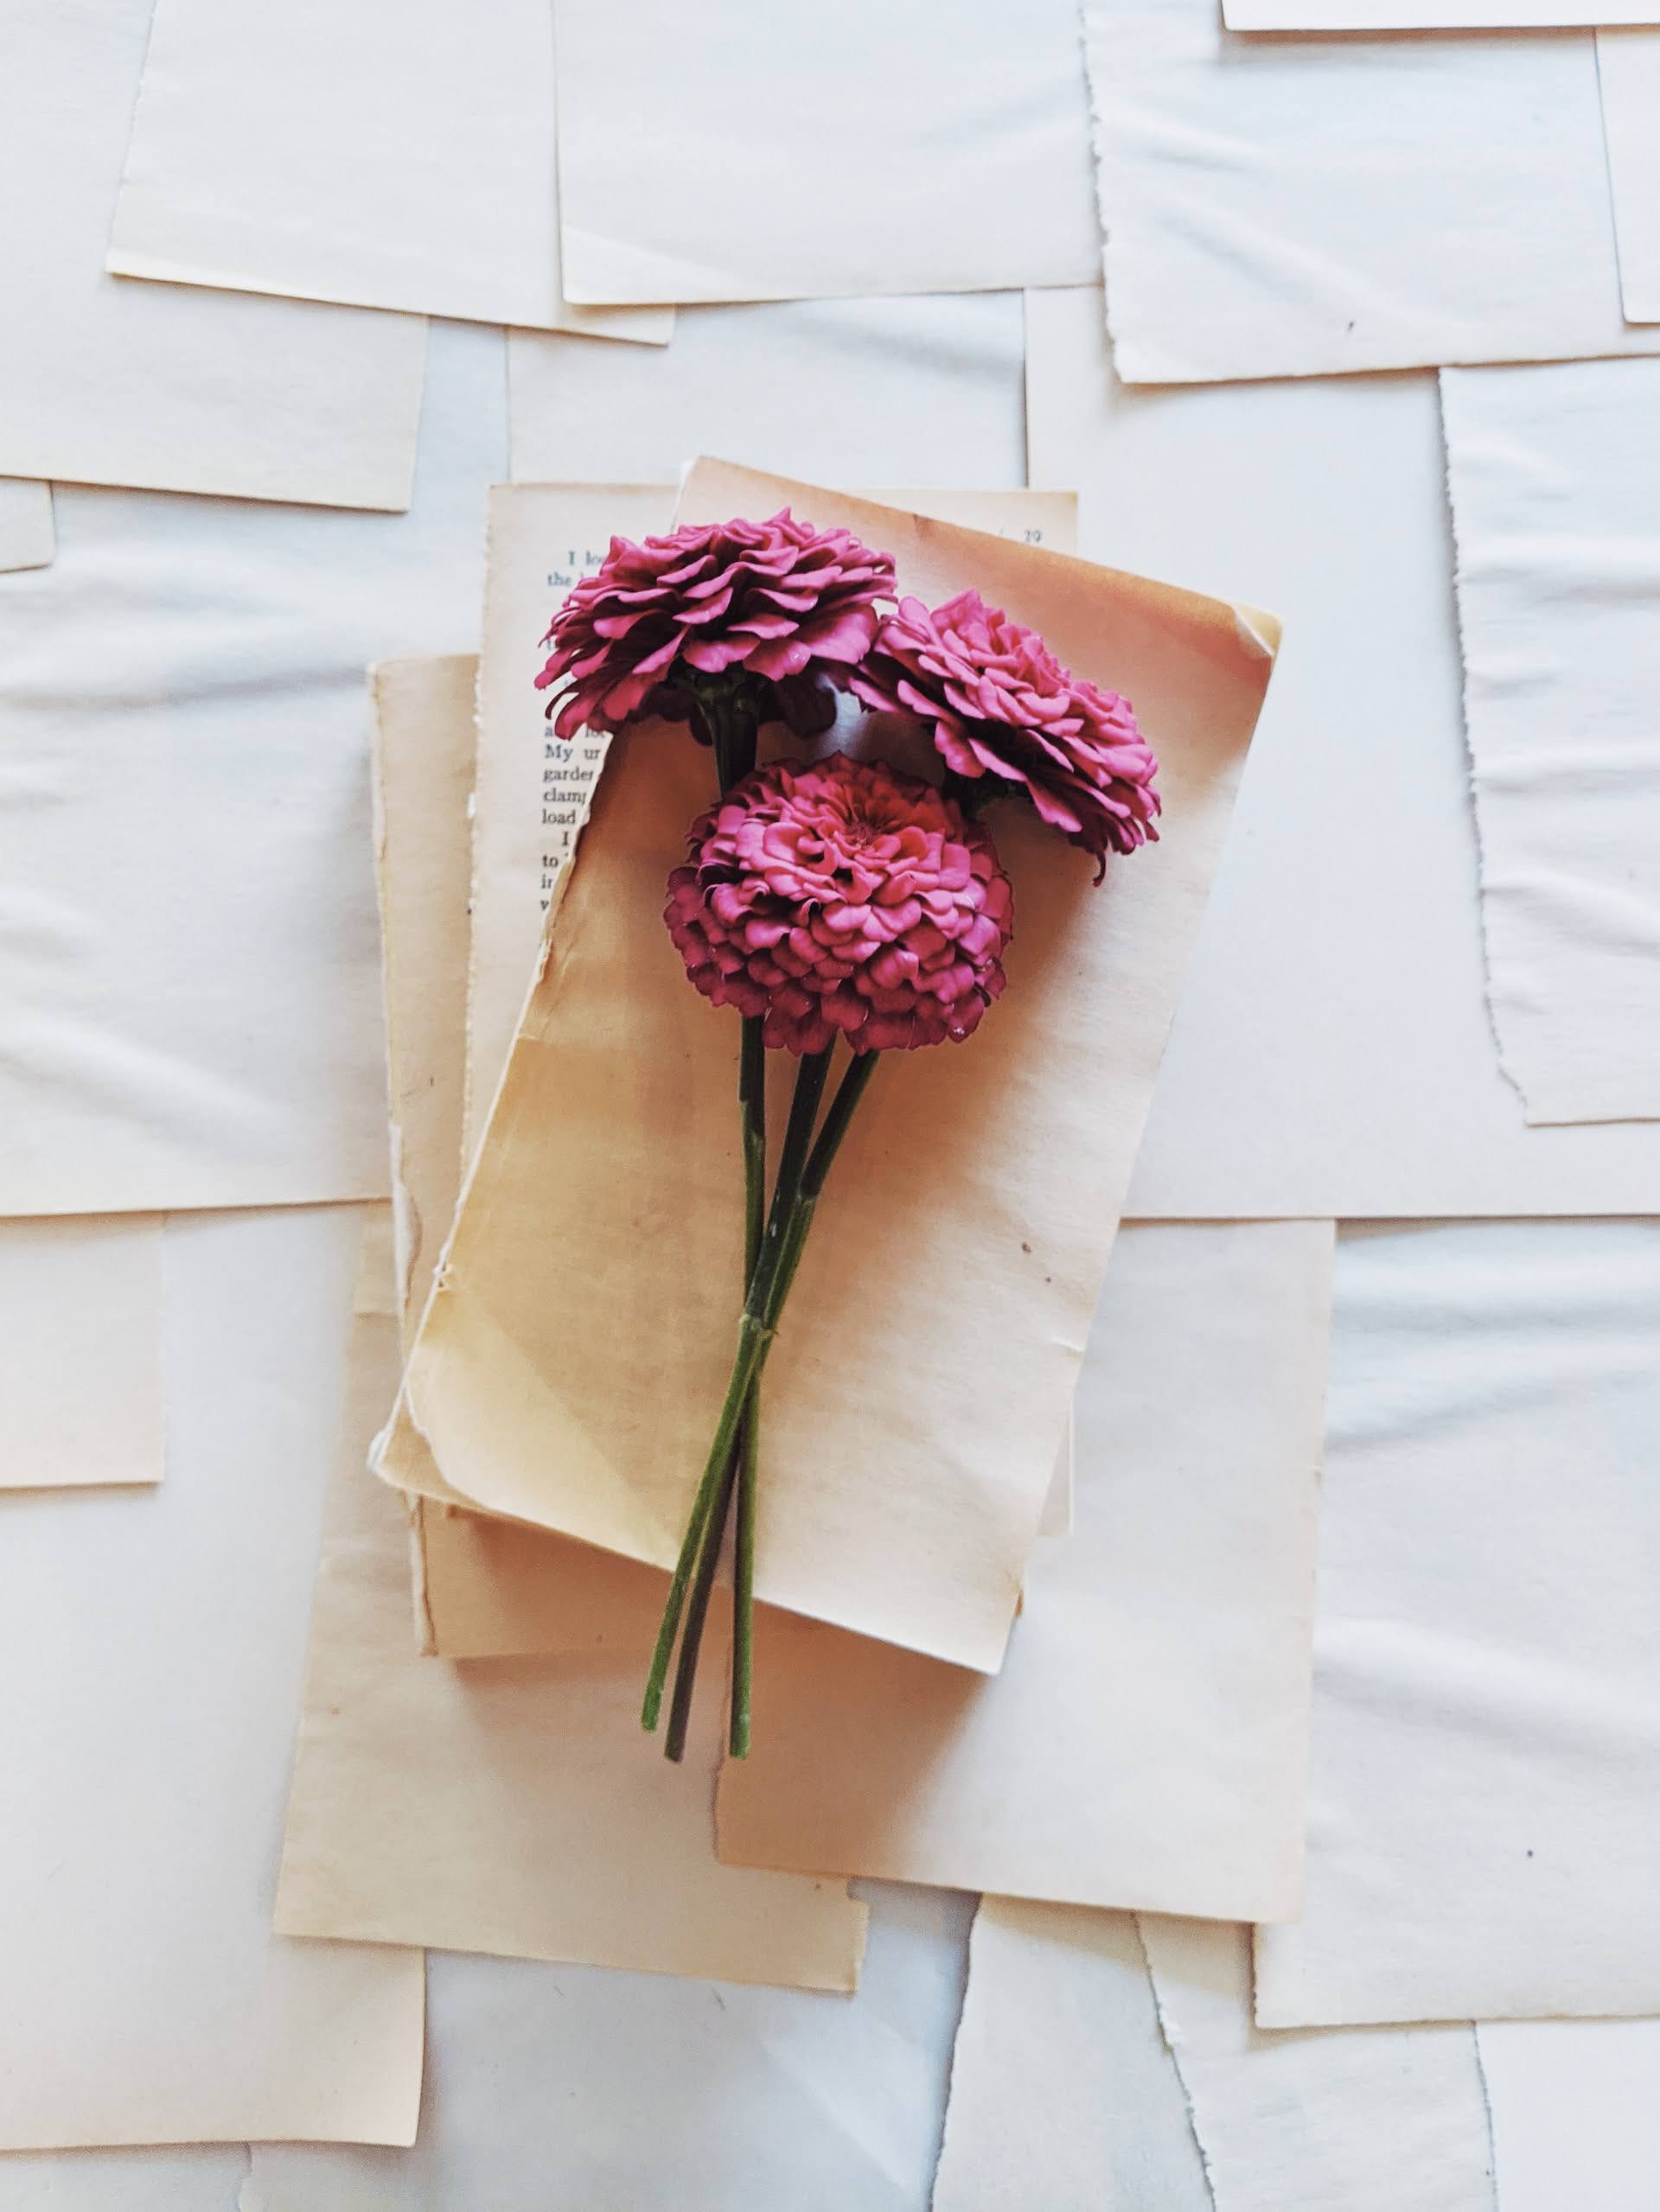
{"left": 846, "top": 589, "right": 1160, "bottom": 880}
{"left": 535, "top": 512, "right": 896, "bottom": 743}
{"left": 665, "top": 753, "right": 1013, "bottom": 1057}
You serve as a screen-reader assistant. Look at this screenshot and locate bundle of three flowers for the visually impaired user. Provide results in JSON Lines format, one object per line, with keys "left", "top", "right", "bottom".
{"left": 536, "top": 510, "right": 1161, "bottom": 1760}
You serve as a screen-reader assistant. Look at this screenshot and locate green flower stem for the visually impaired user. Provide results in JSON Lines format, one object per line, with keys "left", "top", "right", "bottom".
{"left": 729, "top": 1389, "right": 760, "bottom": 1757}
{"left": 664, "top": 1403, "right": 748, "bottom": 1763}
{"left": 643, "top": 1048, "right": 833, "bottom": 1742}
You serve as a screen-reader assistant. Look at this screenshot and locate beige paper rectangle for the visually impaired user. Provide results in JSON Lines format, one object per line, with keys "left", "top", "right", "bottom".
{"left": 0, "top": 480, "right": 53, "bottom": 572}
{"left": 0, "top": 0, "right": 426, "bottom": 509}
{"left": 386, "top": 461, "right": 1275, "bottom": 1672}
{"left": 1599, "top": 31, "right": 1660, "bottom": 325}
{"left": 109, "top": 0, "right": 669, "bottom": 345}
{"left": 0, "top": 1204, "right": 423, "bottom": 2150}
{"left": 1025, "top": 286, "right": 1660, "bottom": 1214}
{"left": 0, "top": 1214, "right": 163, "bottom": 1488}
{"left": 277, "top": 1294, "right": 867, "bottom": 1991}
{"left": 554, "top": 0, "right": 1098, "bottom": 305}
{"left": 717, "top": 1222, "right": 1331, "bottom": 1924}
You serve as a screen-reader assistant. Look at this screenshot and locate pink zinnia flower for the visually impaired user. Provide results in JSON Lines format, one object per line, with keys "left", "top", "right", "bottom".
{"left": 846, "top": 589, "right": 1160, "bottom": 881}
{"left": 665, "top": 753, "right": 1013, "bottom": 1056}
{"left": 535, "top": 512, "right": 896, "bottom": 743}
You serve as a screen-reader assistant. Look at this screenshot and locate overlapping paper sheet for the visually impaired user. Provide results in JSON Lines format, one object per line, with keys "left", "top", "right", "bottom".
{"left": 275, "top": 1275, "right": 867, "bottom": 1990}
{"left": 1255, "top": 1219, "right": 1660, "bottom": 2028}
{"left": 932, "top": 1899, "right": 1212, "bottom": 2212}
{"left": 1139, "top": 1917, "right": 1497, "bottom": 2212}
{"left": 1597, "top": 32, "right": 1660, "bottom": 325}
{"left": 0, "top": 0, "right": 425, "bottom": 507}
{"left": 380, "top": 460, "right": 1275, "bottom": 1672}
{"left": 252, "top": 1888, "right": 970, "bottom": 2212}
{"left": 552, "top": 0, "right": 1098, "bottom": 305}
{"left": 0, "top": 481, "right": 53, "bottom": 573}
{"left": 507, "top": 294, "right": 1030, "bottom": 488}
{"left": 1478, "top": 2019, "right": 1660, "bottom": 2210}
{"left": 108, "top": 0, "right": 668, "bottom": 345}
{"left": 1023, "top": 287, "right": 1660, "bottom": 1215}
{"left": 715, "top": 1221, "right": 1331, "bottom": 1925}
{"left": 1440, "top": 359, "right": 1660, "bottom": 1125}
{"left": 1085, "top": 0, "right": 1660, "bottom": 386}
{"left": 0, "top": 318, "right": 507, "bottom": 1218}
{"left": 936, "top": 1901, "right": 1496, "bottom": 2212}
{"left": 0, "top": 1214, "right": 163, "bottom": 1488}
{"left": 1226, "top": 0, "right": 1660, "bottom": 23}
{"left": 0, "top": 1205, "right": 422, "bottom": 2149}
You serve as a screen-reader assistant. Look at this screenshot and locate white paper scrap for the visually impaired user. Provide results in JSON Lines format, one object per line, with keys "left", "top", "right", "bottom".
{"left": 1139, "top": 1916, "right": 1497, "bottom": 2212}
{"left": 1441, "top": 358, "right": 1660, "bottom": 1125}
{"left": 553, "top": 0, "right": 1098, "bottom": 305}
{"left": 1599, "top": 30, "right": 1660, "bottom": 326}
{"left": 0, "top": 0, "right": 426, "bottom": 509}
{"left": 1255, "top": 1220, "right": 1660, "bottom": 2028}
{"left": 109, "top": 0, "right": 670, "bottom": 345}
{"left": 0, "top": 482, "right": 53, "bottom": 573}
{"left": 1086, "top": 0, "right": 1660, "bottom": 386}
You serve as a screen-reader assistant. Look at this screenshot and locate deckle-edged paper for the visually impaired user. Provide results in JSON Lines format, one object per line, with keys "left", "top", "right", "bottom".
{"left": 0, "top": 1206, "right": 422, "bottom": 2149}
{"left": 553, "top": 0, "right": 1098, "bottom": 305}
{"left": 385, "top": 461, "right": 1275, "bottom": 1672}
{"left": 1598, "top": 32, "right": 1660, "bottom": 325}
{"left": 0, "top": 317, "right": 507, "bottom": 1219}
{"left": 1140, "top": 1917, "right": 1497, "bottom": 2212}
{"left": 507, "top": 294, "right": 1030, "bottom": 489}
{"left": 1255, "top": 1220, "right": 1660, "bottom": 2029}
{"left": 0, "top": 481, "right": 53, "bottom": 573}
{"left": 1441, "top": 359, "right": 1660, "bottom": 1125}
{"left": 1226, "top": 0, "right": 1660, "bottom": 22}
{"left": 0, "top": 1214, "right": 163, "bottom": 1488}
{"left": 717, "top": 1221, "right": 1331, "bottom": 1925}
{"left": 1086, "top": 0, "right": 1660, "bottom": 386}
{"left": 109, "top": 0, "right": 669, "bottom": 345}
{"left": 1025, "top": 288, "right": 1660, "bottom": 1215}
{"left": 0, "top": 0, "right": 425, "bottom": 508}
{"left": 932, "top": 1899, "right": 1211, "bottom": 2212}
{"left": 277, "top": 1289, "right": 867, "bottom": 1991}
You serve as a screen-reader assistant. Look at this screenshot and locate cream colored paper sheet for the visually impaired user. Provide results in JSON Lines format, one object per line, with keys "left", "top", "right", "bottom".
{"left": 0, "top": 0, "right": 425, "bottom": 508}
{"left": 1440, "top": 360, "right": 1660, "bottom": 1125}
{"left": 717, "top": 1221, "right": 1331, "bottom": 1924}
{"left": 386, "top": 462, "right": 1274, "bottom": 1672}
{"left": 0, "top": 481, "right": 53, "bottom": 572}
{"left": 932, "top": 1899, "right": 1211, "bottom": 2212}
{"left": 553, "top": 0, "right": 1098, "bottom": 306}
{"left": 1255, "top": 1220, "right": 1660, "bottom": 2028}
{"left": 1599, "top": 32, "right": 1660, "bottom": 324}
{"left": 1139, "top": 1916, "right": 1497, "bottom": 2212}
{"left": 0, "top": 316, "right": 507, "bottom": 1219}
{"left": 0, "top": 1205, "right": 422, "bottom": 2149}
{"left": 1227, "top": 0, "right": 1660, "bottom": 22}
{"left": 508, "top": 295, "right": 1029, "bottom": 488}
{"left": 277, "top": 1291, "right": 867, "bottom": 1991}
{"left": 0, "top": 1214, "right": 163, "bottom": 1488}
{"left": 1025, "top": 287, "right": 1660, "bottom": 1215}
{"left": 109, "top": 0, "right": 669, "bottom": 345}
{"left": 1087, "top": 0, "right": 1660, "bottom": 386}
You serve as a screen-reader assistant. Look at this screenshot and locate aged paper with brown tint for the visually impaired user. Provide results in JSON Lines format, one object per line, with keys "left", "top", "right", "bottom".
{"left": 716, "top": 1222, "right": 1331, "bottom": 1925}
{"left": 277, "top": 1277, "right": 867, "bottom": 1991}
{"left": 0, "top": 1214, "right": 163, "bottom": 1488}
{"left": 384, "top": 462, "right": 1276, "bottom": 1672}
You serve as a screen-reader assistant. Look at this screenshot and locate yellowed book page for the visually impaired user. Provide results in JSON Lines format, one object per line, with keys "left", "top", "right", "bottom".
{"left": 386, "top": 462, "right": 1274, "bottom": 1673}
{"left": 108, "top": 0, "right": 669, "bottom": 344}
{"left": 0, "top": 1215, "right": 163, "bottom": 1488}
{"left": 0, "top": 0, "right": 425, "bottom": 509}
{"left": 0, "top": 1205, "right": 422, "bottom": 2150}
{"left": 717, "top": 1222, "right": 1331, "bottom": 1925}
{"left": 277, "top": 1293, "right": 867, "bottom": 1989}
{"left": 0, "top": 479, "right": 52, "bottom": 572}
